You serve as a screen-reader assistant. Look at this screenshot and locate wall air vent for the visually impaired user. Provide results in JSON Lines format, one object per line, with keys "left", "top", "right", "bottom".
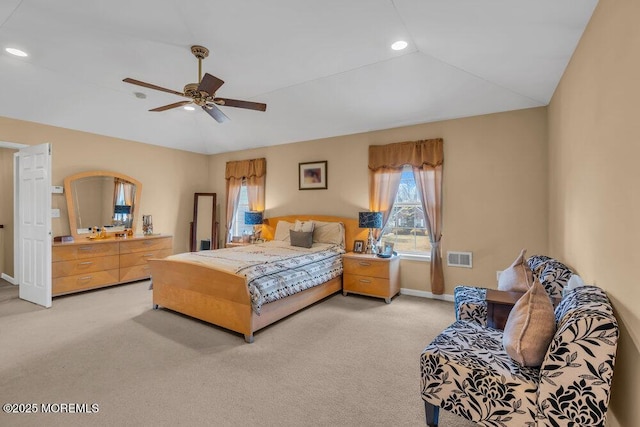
{"left": 447, "top": 251, "right": 473, "bottom": 268}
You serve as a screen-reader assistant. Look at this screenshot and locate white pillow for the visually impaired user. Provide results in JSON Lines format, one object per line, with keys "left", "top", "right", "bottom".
{"left": 273, "top": 221, "right": 293, "bottom": 241}
{"left": 562, "top": 274, "right": 586, "bottom": 297}
{"left": 294, "top": 219, "right": 315, "bottom": 232}
{"left": 312, "top": 221, "right": 345, "bottom": 247}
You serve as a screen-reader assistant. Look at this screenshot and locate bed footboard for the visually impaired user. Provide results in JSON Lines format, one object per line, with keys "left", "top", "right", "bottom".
{"left": 150, "top": 259, "right": 254, "bottom": 338}
{"left": 150, "top": 258, "right": 342, "bottom": 342}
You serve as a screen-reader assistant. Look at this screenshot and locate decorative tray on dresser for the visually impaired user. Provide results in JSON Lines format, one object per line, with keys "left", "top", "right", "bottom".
{"left": 52, "top": 235, "right": 172, "bottom": 296}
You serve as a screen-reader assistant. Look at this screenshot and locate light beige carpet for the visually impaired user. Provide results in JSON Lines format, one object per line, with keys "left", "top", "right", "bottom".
{"left": 0, "top": 281, "right": 475, "bottom": 427}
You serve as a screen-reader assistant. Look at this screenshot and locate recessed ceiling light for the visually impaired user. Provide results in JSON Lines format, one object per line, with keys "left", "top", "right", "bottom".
{"left": 5, "top": 47, "right": 28, "bottom": 57}
{"left": 391, "top": 40, "right": 408, "bottom": 51}
{"left": 184, "top": 106, "right": 195, "bottom": 111}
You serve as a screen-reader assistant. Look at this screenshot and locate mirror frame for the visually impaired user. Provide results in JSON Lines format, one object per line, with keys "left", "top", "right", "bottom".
{"left": 190, "top": 192, "right": 218, "bottom": 252}
{"left": 64, "top": 170, "right": 143, "bottom": 240}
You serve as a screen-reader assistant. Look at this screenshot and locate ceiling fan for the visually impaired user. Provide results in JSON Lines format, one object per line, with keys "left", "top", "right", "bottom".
{"left": 123, "top": 45, "right": 266, "bottom": 123}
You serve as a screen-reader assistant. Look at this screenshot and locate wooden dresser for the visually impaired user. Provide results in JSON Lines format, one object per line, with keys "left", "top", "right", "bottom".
{"left": 342, "top": 252, "right": 400, "bottom": 303}
{"left": 52, "top": 235, "right": 172, "bottom": 296}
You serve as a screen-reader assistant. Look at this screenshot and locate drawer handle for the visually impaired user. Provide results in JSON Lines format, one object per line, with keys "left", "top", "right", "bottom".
{"left": 78, "top": 261, "right": 93, "bottom": 266}
{"left": 79, "top": 247, "right": 94, "bottom": 251}
{"left": 143, "top": 241, "right": 154, "bottom": 245}
{"left": 78, "top": 276, "right": 93, "bottom": 281}
{"left": 358, "top": 262, "right": 371, "bottom": 266}
{"left": 143, "top": 253, "right": 155, "bottom": 257}
{"left": 359, "top": 279, "right": 372, "bottom": 283}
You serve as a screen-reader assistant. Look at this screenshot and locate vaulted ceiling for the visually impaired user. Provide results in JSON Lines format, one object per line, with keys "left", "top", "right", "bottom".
{"left": 0, "top": 1, "right": 598, "bottom": 154}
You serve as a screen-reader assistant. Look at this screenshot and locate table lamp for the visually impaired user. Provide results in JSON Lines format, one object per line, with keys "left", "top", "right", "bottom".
{"left": 358, "top": 211, "right": 383, "bottom": 254}
{"left": 244, "top": 211, "right": 264, "bottom": 242}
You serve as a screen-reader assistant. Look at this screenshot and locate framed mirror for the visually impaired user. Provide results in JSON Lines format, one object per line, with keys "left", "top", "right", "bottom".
{"left": 64, "top": 170, "right": 142, "bottom": 240}
{"left": 190, "top": 193, "right": 218, "bottom": 251}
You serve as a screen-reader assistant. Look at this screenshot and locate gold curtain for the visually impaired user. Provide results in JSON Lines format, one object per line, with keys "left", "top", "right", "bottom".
{"left": 368, "top": 139, "right": 443, "bottom": 170}
{"left": 368, "top": 139, "right": 444, "bottom": 294}
{"left": 225, "top": 158, "right": 266, "bottom": 242}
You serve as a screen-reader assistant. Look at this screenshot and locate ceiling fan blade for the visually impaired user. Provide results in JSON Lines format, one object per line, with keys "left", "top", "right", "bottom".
{"left": 123, "top": 78, "right": 186, "bottom": 97}
{"left": 214, "top": 97, "right": 267, "bottom": 112}
{"left": 202, "top": 104, "right": 229, "bottom": 123}
{"left": 150, "top": 100, "right": 193, "bottom": 112}
{"left": 198, "top": 73, "right": 225, "bottom": 96}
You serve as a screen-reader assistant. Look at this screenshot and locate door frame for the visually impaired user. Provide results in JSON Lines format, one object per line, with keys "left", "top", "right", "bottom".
{"left": 0, "top": 141, "right": 28, "bottom": 285}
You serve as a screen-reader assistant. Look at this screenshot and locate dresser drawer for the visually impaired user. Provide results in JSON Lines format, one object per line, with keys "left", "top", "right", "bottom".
{"left": 119, "top": 237, "right": 172, "bottom": 254}
{"left": 119, "top": 249, "right": 172, "bottom": 268}
{"left": 52, "top": 255, "right": 119, "bottom": 279}
{"left": 343, "top": 274, "right": 391, "bottom": 298}
{"left": 52, "top": 269, "right": 120, "bottom": 295}
{"left": 343, "top": 257, "right": 389, "bottom": 279}
{"left": 52, "top": 242, "right": 119, "bottom": 261}
{"left": 120, "top": 264, "right": 152, "bottom": 283}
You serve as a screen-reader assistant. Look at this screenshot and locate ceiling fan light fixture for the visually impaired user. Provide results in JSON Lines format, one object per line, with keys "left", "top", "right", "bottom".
{"left": 122, "top": 45, "right": 267, "bottom": 122}
{"left": 391, "top": 40, "right": 408, "bottom": 51}
{"left": 5, "top": 47, "right": 28, "bottom": 57}
{"left": 183, "top": 105, "right": 195, "bottom": 111}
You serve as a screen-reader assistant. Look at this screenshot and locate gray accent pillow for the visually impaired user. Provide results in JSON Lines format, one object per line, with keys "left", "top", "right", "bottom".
{"left": 290, "top": 230, "right": 313, "bottom": 248}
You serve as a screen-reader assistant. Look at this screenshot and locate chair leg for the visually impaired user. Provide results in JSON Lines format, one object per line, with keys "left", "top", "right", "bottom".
{"left": 424, "top": 401, "right": 440, "bottom": 427}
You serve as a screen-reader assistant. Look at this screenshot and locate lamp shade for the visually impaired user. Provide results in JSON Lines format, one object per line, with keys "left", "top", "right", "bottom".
{"left": 358, "top": 211, "right": 383, "bottom": 229}
{"left": 114, "top": 205, "right": 131, "bottom": 214}
{"left": 244, "top": 211, "right": 264, "bottom": 225}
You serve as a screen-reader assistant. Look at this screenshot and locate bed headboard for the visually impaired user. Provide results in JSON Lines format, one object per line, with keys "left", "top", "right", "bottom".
{"left": 262, "top": 215, "right": 368, "bottom": 252}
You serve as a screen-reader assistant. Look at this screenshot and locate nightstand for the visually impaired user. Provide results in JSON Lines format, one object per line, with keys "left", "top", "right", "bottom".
{"left": 342, "top": 252, "right": 400, "bottom": 303}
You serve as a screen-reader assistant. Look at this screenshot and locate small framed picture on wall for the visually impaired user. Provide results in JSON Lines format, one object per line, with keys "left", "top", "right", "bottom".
{"left": 353, "top": 240, "right": 365, "bottom": 253}
{"left": 299, "top": 161, "right": 328, "bottom": 190}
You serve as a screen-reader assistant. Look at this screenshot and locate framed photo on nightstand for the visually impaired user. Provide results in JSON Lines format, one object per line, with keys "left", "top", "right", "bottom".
{"left": 383, "top": 242, "right": 394, "bottom": 255}
{"left": 353, "top": 240, "right": 364, "bottom": 253}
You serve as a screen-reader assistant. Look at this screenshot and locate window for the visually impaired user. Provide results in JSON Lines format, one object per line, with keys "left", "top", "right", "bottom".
{"left": 378, "top": 166, "right": 431, "bottom": 254}
{"left": 232, "top": 181, "right": 253, "bottom": 237}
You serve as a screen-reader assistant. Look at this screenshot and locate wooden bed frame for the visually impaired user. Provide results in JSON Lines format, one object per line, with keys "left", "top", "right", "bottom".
{"left": 150, "top": 215, "right": 367, "bottom": 343}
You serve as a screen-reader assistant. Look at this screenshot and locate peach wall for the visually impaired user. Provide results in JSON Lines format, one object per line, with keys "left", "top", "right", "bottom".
{"left": 0, "top": 116, "right": 210, "bottom": 257}
{"left": 548, "top": 0, "right": 640, "bottom": 425}
{"left": 209, "top": 107, "right": 549, "bottom": 295}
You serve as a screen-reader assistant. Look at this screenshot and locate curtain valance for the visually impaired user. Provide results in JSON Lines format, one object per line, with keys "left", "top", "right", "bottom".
{"left": 225, "top": 158, "right": 266, "bottom": 180}
{"left": 368, "top": 139, "right": 443, "bottom": 171}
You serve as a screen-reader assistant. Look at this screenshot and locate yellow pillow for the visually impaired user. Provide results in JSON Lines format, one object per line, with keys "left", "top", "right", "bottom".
{"left": 498, "top": 248, "right": 533, "bottom": 292}
{"left": 502, "top": 278, "right": 556, "bottom": 367}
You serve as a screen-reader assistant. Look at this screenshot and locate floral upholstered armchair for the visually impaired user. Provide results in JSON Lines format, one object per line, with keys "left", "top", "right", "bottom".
{"left": 454, "top": 255, "right": 573, "bottom": 326}
{"left": 420, "top": 285, "right": 618, "bottom": 426}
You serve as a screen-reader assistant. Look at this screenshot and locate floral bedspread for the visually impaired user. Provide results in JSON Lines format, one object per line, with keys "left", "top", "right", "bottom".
{"left": 165, "top": 241, "right": 345, "bottom": 314}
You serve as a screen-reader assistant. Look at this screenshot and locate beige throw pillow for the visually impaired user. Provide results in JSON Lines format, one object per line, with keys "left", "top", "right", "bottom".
{"left": 502, "top": 278, "right": 556, "bottom": 367}
{"left": 498, "top": 249, "right": 534, "bottom": 292}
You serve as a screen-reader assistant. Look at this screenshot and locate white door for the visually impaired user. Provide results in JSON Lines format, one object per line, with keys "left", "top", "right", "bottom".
{"left": 15, "top": 143, "right": 52, "bottom": 308}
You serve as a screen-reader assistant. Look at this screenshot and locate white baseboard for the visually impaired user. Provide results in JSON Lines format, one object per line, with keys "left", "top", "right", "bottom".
{"left": 1, "top": 273, "right": 17, "bottom": 285}
{"left": 400, "top": 287, "right": 454, "bottom": 302}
